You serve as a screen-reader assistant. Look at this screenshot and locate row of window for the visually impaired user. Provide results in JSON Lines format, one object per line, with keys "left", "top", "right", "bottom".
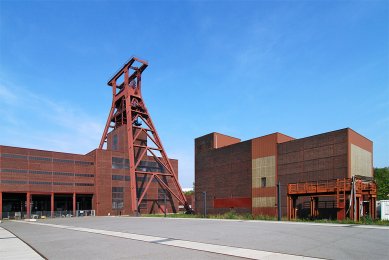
{"left": 0, "top": 153, "right": 94, "bottom": 166}
{"left": 0, "top": 168, "right": 94, "bottom": 178}
{"left": 137, "top": 160, "right": 165, "bottom": 173}
{"left": 0, "top": 180, "right": 94, "bottom": 186}
{"left": 112, "top": 175, "right": 130, "bottom": 181}
{"left": 111, "top": 157, "right": 166, "bottom": 173}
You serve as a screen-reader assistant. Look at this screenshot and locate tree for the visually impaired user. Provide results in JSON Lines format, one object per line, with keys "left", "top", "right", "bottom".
{"left": 374, "top": 167, "right": 389, "bottom": 200}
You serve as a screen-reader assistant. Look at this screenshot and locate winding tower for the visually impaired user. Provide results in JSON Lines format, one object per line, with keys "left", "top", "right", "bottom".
{"left": 99, "top": 57, "right": 190, "bottom": 214}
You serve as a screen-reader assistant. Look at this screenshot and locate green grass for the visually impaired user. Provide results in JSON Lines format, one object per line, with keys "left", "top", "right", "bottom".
{"left": 142, "top": 211, "right": 389, "bottom": 226}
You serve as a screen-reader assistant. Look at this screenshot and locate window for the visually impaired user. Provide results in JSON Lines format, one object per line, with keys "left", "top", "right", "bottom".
{"left": 53, "top": 158, "right": 74, "bottom": 164}
{"left": 112, "top": 187, "right": 124, "bottom": 209}
{"left": 53, "top": 182, "right": 74, "bottom": 186}
{"left": 112, "top": 187, "right": 124, "bottom": 192}
{"left": 29, "top": 181, "right": 51, "bottom": 185}
{"left": 0, "top": 168, "right": 28, "bottom": 174}
{"left": 158, "top": 188, "right": 167, "bottom": 200}
{"left": 261, "top": 177, "right": 267, "bottom": 188}
{"left": 29, "top": 156, "right": 52, "bottom": 162}
{"left": 139, "top": 200, "right": 147, "bottom": 209}
{"left": 0, "top": 153, "right": 28, "bottom": 160}
{"left": 75, "top": 160, "right": 94, "bottom": 166}
{"left": 113, "top": 135, "right": 118, "bottom": 151}
{"left": 75, "top": 173, "right": 94, "bottom": 178}
{"left": 112, "top": 157, "right": 129, "bottom": 169}
{"left": 75, "top": 183, "right": 94, "bottom": 186}
{"left": 137, "top": 160, "right": 165, "bottom": 173}
{"left": 137, "top": 188, "right": 147, "bottom": 209}
{"left": 53, "top": 171, "right": 74, "bottom": 176}
{"left": 30, "top": 170, "right": 52, "bottom": 175}
{"left": 112, "top": 175, "right": 124, "bottom": 181}
{"left": 1, "top": 180, "right": 28, "bottom": 184}
{"left": 136, "top": 175, "right": 150, "bottom": 183}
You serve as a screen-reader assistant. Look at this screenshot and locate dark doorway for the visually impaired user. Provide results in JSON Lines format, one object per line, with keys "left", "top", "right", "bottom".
{"left": 31, "top": 194, "right": 51, "bottom": 218}
{"left": 54, "top": 194, "right": 73, "bottom": 217}
{"left": 76, "top": 194, "right": 93, "bottom": 210}
{"left": 2, "top": 193, "right": 26, "bottom": 219}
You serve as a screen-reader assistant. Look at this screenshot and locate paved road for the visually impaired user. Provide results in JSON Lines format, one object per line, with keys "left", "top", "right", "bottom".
{"left": 1, "top": 217, "right": 388, "bottom": 259}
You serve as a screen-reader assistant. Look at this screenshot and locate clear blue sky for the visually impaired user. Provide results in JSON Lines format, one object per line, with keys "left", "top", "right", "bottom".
{"left": 0, "top": 0, "right": 388, "bottom": 188}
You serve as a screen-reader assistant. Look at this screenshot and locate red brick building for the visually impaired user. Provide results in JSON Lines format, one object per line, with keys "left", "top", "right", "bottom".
{"left": 195, "top": 128, "right": 374, "bottom": 219}
{"left": 0, "top": 125, "right": 179, "bottom": 219}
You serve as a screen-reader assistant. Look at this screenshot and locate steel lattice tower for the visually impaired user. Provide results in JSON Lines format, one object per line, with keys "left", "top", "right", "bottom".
{"left": 99, "top": 57, "right": 191, "bottom": 214}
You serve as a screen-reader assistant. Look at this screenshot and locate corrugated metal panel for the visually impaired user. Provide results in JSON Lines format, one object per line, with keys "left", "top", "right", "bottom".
{"left": 351, "top": 144, "right": 372, "bottom": 177}
{"left": 252, "top": 197, "right": 276, "bottom": 207}
{"left": 252, "top": 156, "right": 276, "bottom": 188}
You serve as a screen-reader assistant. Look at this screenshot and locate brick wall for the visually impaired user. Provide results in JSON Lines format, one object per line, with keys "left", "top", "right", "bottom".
{"left": 195, "top": 133, "right": 252, "bottom": 214}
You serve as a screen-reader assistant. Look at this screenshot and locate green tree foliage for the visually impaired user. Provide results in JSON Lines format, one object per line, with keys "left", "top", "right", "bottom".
{"left": 374, "top": 167, "right": 389, "bottom": 200}
{"left": 183, "top": 190, "right": 194, "bottom": 196}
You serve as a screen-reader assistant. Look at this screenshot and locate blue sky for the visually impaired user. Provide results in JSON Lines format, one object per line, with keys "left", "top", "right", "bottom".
{"left": 0, "top": 0, "right": 388, "bottom": 188}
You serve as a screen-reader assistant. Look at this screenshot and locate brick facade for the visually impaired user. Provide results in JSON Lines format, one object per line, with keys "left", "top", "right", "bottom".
{"left": 0, "top": 126, "right": 179, "bottom": 219}
{"left": 195, "top": 128, "right": 373, "bottom": 218}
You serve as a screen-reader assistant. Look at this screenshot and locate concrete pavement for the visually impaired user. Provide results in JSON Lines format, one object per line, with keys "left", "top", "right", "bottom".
{"left": 1, "top": 217, "right": 388, "bottom": 259}
{"left": 0, "top": 226, "right": 44, "bottom": 259}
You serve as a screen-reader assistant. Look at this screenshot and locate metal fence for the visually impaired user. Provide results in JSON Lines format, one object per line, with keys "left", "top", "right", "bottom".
{"left": 2, "top": 210, "right": 95, "bottom": 220}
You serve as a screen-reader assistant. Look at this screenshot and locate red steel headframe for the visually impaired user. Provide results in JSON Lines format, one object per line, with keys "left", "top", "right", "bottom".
{"left": 99, "top": 57, "right": 190, "bottom": 214}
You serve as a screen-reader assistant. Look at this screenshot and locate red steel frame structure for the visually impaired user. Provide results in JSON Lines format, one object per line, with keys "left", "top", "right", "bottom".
{"left": 287, "top": 177, "right": 377, "bottom": 221}
{"left": 99, "top": 57, "right": 190, "bottom": 214}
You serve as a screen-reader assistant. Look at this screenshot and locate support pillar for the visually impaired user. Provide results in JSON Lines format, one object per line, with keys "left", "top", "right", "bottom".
{"left": 310, "top": 197, "right": 315, "bottom": 218}
{"left": 73, "top": 193, "right": 76, "bottom": 217}
{"left": 26, "top": 192, "right": 31, "bottom": 219}
{"left": 314, "top": 197, "right": 319, "bottom": 217}
{"left": 287, "top": 196, "right": 291, "bottom": 220}
{"left": 293, "top": 197, "right": 297, "bottom": 219}
{"left": 370, "top": 197, "right": 376, "bottom": 219}
{"left": 51, "top": 193, "right": 54, "bottom": 218}
{"left": 350, "top": 195, "right": 354, "bottom": 221}
{"left": 356, "top": 197, "right": 360, "bottom": 221}
{"left": 0, "top": 192, "right": 2, "bottom": 220}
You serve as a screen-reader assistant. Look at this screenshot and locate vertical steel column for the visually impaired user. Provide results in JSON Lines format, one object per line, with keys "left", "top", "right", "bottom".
{"left": 287, "top": 196, "right": 291, "bottom": 220}
{"left": 125, "top": 87, "right": 138, "bottom": 215}
{"left": 26, "top": 192, "right": 31, "bottom": 219}
{"left": 51, "top": 193, "right": 54, "bottom": 218}
{"left": 292, "top": 197, "right": 297, "bottom": 219}
{"left": 0, "top": 192, "right": 2, "bottom": 220}
{"left": 73, "top": 193, "right": 76, "bottom": 217}
{"left": 164, "top": 191, "right": 167, "bottom": 217}
{"left": 310, "top": 197, "right": 314, "bottom": 218}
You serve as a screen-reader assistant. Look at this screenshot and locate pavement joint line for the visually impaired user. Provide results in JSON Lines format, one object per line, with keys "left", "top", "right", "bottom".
{"left": 11, "top": 220, "right": 324, "bottom": 260}
{"left": 133, "top": 217, "right": 389, "bottom": 230}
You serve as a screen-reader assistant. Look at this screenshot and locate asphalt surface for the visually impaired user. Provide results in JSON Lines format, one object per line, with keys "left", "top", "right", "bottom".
{"left": 1, "top": 217, "right": 388, "bottom": 259}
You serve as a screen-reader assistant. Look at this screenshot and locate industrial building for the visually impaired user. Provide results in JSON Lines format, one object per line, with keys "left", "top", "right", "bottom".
{"left": 195, "top": 128, "right": 377, "bottom": 220}
{"left": 0, "top": 57, "right": 189, "bottom": 219}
